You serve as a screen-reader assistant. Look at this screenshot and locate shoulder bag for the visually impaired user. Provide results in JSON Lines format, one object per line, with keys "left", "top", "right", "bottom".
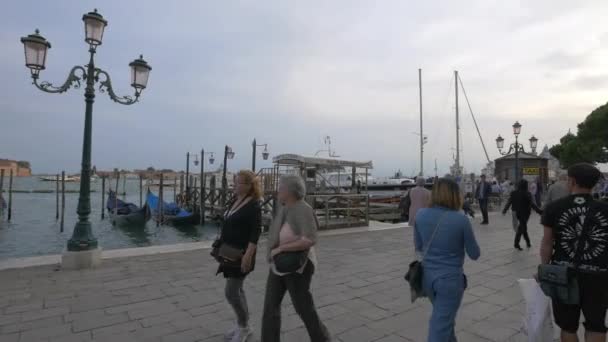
{"left": 210, "top": 197, "right": 249, "bottom": 268}
{"left": 404, "top": 212, "right": 447, "bottom": 303}
{"left": 537, "top": 204, "right": 596, "bottom": 305}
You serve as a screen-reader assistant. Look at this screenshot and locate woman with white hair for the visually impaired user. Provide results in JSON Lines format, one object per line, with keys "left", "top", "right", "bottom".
{"left": 261, "top": 174, "right": 330, "bottom": 342}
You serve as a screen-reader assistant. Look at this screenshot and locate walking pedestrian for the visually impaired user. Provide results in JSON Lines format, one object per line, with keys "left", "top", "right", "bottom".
{"left": 545, "top": 174, "right": 570, "bottom": 205}
{"left": 475, "top": 174, "right": 491, "bottom": 225}
{"left": 214, "top": 170, "right": 262, "bottom": 342}
{"left": 502, "top": 179, "right": 542, "bottom": 251}
{"left": 540, "top": 163, "right": 608, "bottom": 342}
{"left": 408, "top": 176, "right": 431, "bottom": 227}
{"left": 415, "top": 178, "right": 481, "bottom": 342}
{"left": 261, "top": 175, "right": 330, "bottom": 342}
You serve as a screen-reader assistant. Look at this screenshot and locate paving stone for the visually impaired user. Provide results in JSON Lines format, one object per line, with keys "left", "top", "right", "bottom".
{"left": 337, "top": 325, "right": 386, "bottom": 342}
{"left": 92, "top": 321, "right": 142, "bottom": 339}
{"left": 18, "top": 323, "right": 72, "bottom": 341}
{"left": 0, "top": 333, "right": 19, "bottom": 342}
{"left": 373, "top": 334, "right": 411, "bottom": 342}
{"left": 71, "top": 311, "right": 130, "bottom": 332}
{"left": 0, "top": 316, "right": 62, "bottom": 335}
{"left": 20, "top": 306, "right": 69, "bottom": 322}
{"left": 139, "top": 310, "right": 192, "bottom": 328}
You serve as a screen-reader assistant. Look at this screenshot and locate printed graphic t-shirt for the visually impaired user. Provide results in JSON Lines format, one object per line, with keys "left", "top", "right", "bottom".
{"left": 541, "top": 194, "right": 608, "bottom": 274}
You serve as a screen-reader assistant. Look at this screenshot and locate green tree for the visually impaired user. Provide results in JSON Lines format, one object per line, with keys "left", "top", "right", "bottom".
{"left": 551, "top": 102, "right": 608, "bottom": 168}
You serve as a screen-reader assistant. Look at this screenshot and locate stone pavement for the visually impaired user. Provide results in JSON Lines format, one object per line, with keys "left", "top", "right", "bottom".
{"left": 0, "top": 213, "right": 558, "bottom": 342}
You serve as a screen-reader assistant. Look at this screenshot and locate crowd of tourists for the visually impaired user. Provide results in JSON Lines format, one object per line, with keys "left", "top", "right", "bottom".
{"left": 210, "top": 163, "right": 607, "bottom": 342}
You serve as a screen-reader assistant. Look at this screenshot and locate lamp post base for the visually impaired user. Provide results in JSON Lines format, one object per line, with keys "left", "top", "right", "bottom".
{"left": 61, "top": 247, "right": 102, "bottom": 270}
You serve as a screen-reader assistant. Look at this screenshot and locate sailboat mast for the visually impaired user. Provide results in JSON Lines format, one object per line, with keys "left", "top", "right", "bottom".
{"left": 454, "top": 70, "right": 460, "bottom": 176}
{"left": 419, "top": 68, "right": 423, "bottom": 177}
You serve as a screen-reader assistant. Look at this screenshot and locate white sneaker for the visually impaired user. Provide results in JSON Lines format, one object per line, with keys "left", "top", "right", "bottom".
{"left": 230, "top": 327, "right": 253, "bottom": 342}
{"left": 224, "top": 324, "right": 239, "bottom": 342}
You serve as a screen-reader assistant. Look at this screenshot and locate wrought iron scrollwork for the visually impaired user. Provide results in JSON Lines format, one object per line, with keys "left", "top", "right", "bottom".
{"left": 95, "top": 69, "right": 139, "bottom": 105}
{"left": 33, "top": 66, "right": 86, "bottom": 94}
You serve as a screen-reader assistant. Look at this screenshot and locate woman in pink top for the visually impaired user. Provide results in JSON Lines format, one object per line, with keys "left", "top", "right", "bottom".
{"left": 408, "top": 176, "right": 431, "bottom": 226}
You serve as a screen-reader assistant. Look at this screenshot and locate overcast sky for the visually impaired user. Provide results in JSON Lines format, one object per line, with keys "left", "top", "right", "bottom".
{"left": 2, "top": 1, "right": 608, "bottom": 176}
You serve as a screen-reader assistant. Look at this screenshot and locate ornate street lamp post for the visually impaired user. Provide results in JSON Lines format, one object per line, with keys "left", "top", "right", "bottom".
{"left": 20, "top": 9, "right": 151, "bottom": 257}
{"left": 251, "top": 138, "right": 270, "bottom": 172}
{"left": 221, "top": 146, "right": 235, "bottom": 207}
{"left": 496, "top": 121, "right": 537, "bottom": 183}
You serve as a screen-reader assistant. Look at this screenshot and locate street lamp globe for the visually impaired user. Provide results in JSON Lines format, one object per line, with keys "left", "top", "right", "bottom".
{"left": 495, "top": 135, "right": 505, "bottom": 150}
{"left": 512, "top": 121, "right": 522, "bottom": 136}
{"left": 209, "top": 156, "right": 215, "bottom": 165}
{"left": 529, "top": 135, "right": 538, "bottom": 150}
{"left": 227, "top": 150, "right": 235, "bottom": 160}
{"left": 129, "top": 55, "right": 152, "bottom": 91}
{"left": 82, "top": 9, "right": 107, "bottom": 46}
{"left": 262, "top": 147, "right": 269, "bottom": 161}
{"left": 20, "top": 30, "right": 51, "bottom": 76}
{"left": 193, "top": 155, "right": 199, "bottom": 166}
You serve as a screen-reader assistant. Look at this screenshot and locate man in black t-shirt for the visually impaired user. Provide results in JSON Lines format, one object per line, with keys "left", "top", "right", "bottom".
{"left": 540, "top": 163, "right": 608, "bottom": 341}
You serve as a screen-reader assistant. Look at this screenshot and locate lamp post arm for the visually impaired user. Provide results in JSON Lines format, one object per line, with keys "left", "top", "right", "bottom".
{"left": 95, "top": 68, "right": 139, "bottom": 105}
{"left": 32, "top": 65, "right": 87, "bottom": 94}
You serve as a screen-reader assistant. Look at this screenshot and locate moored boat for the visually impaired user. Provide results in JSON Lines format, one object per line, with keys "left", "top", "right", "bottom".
{"left": 146, "top": 191, "right": 199, "bottom": 226}
{"left": 106, "top": 191, "right": 151, "bottom": 226}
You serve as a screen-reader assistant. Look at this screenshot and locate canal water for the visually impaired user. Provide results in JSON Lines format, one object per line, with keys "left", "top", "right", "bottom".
{"left": 0, "top": 177, "right": 220, "bottom": 259}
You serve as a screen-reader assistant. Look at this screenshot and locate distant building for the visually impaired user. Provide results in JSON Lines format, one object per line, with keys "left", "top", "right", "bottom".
{"left": 0, "top": 159, "right": 32, "bottom": 177}
{"left": 494, "top": 152, "right": 549, "bottom": 184}
{"left": 539, "top": 145, "right": 564, "bottom": 180}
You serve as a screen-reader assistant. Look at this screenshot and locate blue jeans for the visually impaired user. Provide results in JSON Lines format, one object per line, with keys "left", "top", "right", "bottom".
{"left": 424, "top": 272, "right": 466, "bottom": 342}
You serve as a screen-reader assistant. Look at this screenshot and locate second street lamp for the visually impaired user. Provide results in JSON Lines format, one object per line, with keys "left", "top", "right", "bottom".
{"left": 496, "top": 122, "right": 537, "bottom": 183}
{"left": 251, "top": 138, "right": 270, "bottom": 172}
{"left": 20, "top": 9, "right": 151, "bottom": 261}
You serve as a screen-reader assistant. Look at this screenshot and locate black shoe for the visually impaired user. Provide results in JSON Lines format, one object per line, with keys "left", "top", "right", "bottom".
{"left": 526, "top": 244, "right": 532, "bottom": 249}
{"left": 480, "top": 222, "right": 489, "bottom": 225}
{"left": 514, "top": 246, "right": 523, "bottom": 251}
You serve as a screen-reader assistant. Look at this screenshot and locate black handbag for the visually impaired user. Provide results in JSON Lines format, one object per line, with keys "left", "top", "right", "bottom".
{"left": 404, "top": 213, "right": 447, "bottom": 303}
{"left": 273, "top": 251, "right": 308, "bottom": 273}
{"left": 537, "top": 264, "right": 579, "bottom": 305}
{"left": 211, "top": 239, "right": 244, "bottom": 268}
{"left": 537, "top": 204, "right": 596, "bottom": 305}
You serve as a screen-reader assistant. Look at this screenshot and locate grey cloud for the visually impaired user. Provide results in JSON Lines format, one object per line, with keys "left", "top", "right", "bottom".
{"left": 571, "top": 75, "right": 608, "bottom": 90}
{"left": 537, "top": 51, "right": 588, "bottom": 70}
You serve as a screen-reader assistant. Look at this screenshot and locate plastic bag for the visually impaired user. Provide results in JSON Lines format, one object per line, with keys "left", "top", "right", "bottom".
{"left": 518, "top": 279, "right": 554, "bottom": 342}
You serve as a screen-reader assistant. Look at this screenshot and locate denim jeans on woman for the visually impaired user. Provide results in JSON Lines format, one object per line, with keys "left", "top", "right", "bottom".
{"left": 424, "top": 272, "right": 466, "bottom": 342}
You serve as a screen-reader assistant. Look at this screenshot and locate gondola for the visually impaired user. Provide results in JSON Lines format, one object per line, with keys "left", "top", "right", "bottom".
{"left": 146, "top": 191, "right": 200, "bottom": 226}
{"left": 106, "top": 191, "right": 151, "bottom": 226}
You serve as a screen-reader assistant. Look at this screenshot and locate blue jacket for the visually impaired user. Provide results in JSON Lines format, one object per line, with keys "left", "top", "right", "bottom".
{"left": 475, "top": 181, "right": 492, "bottom": 200}
{"left": 414, "top": 207, "right": 481, "bottom": 278}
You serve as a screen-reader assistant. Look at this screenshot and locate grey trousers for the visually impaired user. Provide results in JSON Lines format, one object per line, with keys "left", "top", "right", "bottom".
{"left": 261, "top": 262, "right": 330, "bottom": 342}
{"left": 225, "top": 277, "right": 249, "bottom": 328}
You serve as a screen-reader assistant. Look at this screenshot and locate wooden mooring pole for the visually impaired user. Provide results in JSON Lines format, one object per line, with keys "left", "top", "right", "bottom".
{"left": 158, "top": 173, "right": 164, "bottom": 227}
{"left": 179, "top": 174, "right": 184, "bottom": 198}
{"left": 114, "top": 170, "right": 119, "bottom": 214}
{"left": 8, "top": 169, "right": 13, "bottom": 221}
{"left": 101, "top": 176, "right": 106, "bottom": 220}
{"left": 139, "top": 174, "right": 143, "bottom": 207}
{"left": 173, "top": 177, "right": 177, "bottom": 202}
{"left": 56, "top": 174, "right": 60, "bottom": 220}
{"left": 60, "top": 171, "right": 65, "bottom": 232}
{"left": 122, "top": 173, "right": 127, "bottom": 199}
{"left": 0, "top": 170, "right": 4, "bottom": 218}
